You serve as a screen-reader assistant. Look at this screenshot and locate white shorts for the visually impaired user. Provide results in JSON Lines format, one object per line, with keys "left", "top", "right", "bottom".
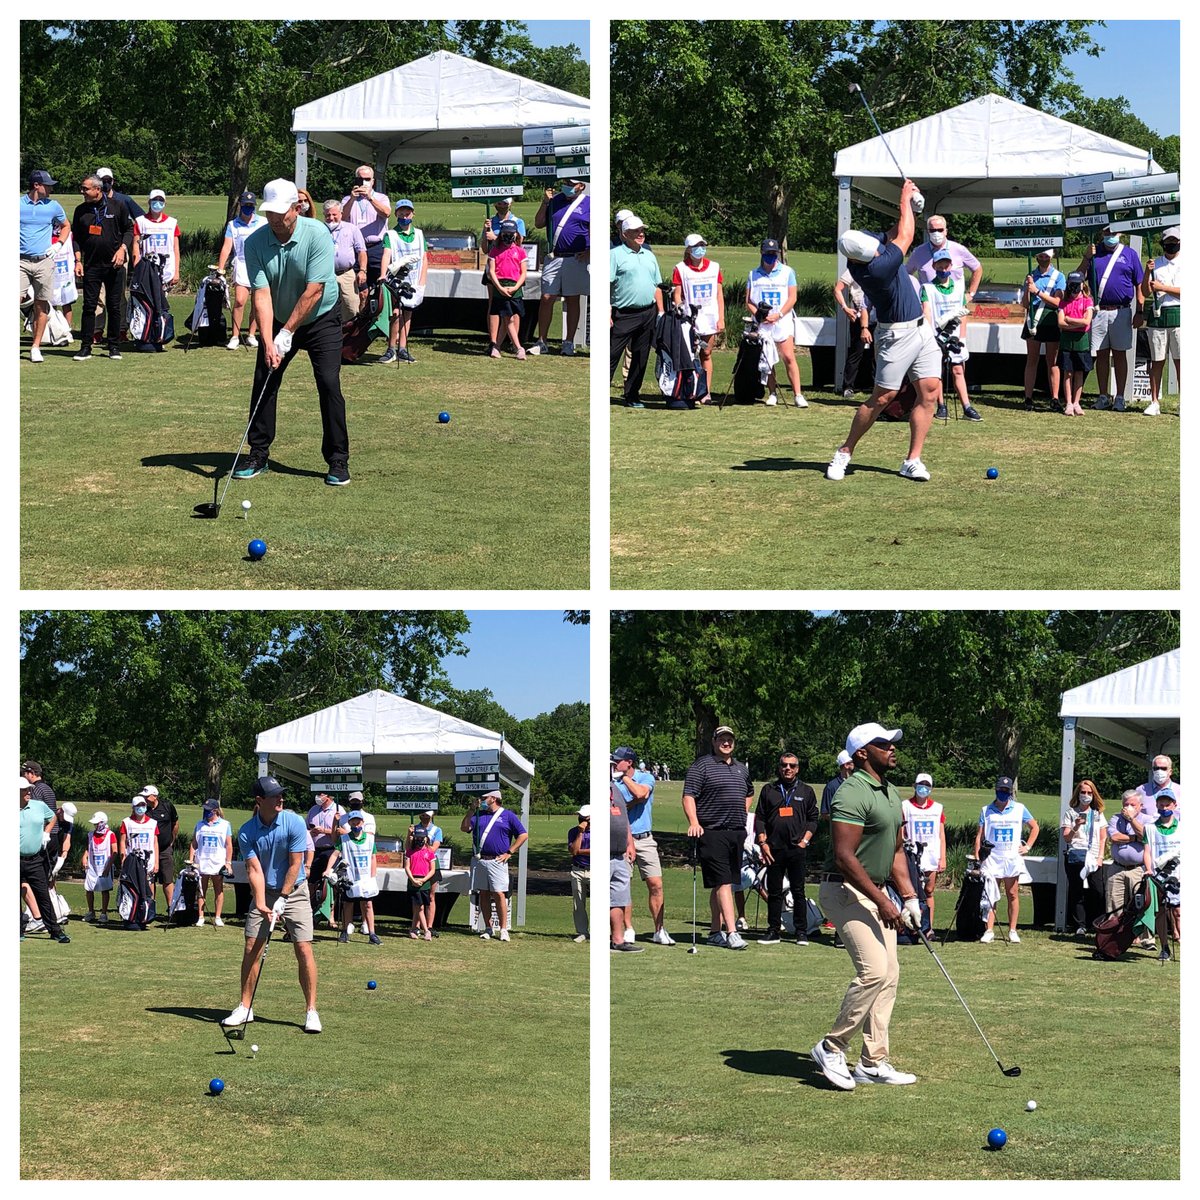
{"left": 540, "top": 253, "right": 589, "bottom": 297}
{"left": 874, "top": 321, "right": 942, "bottom": 391}
{"left": 983, "top": 853, "right": 1023, "bottom": 881}
{"left": 760, "top": 312, "right": 795, "bottom": 344}
{"left": 233, "top": 259, "right": 251, "bottom": 290}
{"left": 1148, "top": 325, "right": 1180, "bottom": 362}
{"left": 471, "top": 857, "right": 510, "bottom": 893}
{"left": 1089, "top": 306, "right": 1133, "bottom": 354}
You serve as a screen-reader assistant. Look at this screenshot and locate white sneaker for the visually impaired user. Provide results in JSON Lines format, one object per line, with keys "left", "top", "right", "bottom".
{"left": 480, "top": 931, "right": 491, "bottom": 940}
{"left": 26, "top": 919, "right": 46, "bottom": 934}
{"left": 735, "top": 917, "right": 748, "bottom": 931}
{"left": 623, "top": 927, "right": 636, "bottom": 944}
{"left": 304, "top": 1009, "right": 322, "bottom": 1034}
{"left": 573, "top": 933, "right": 588, "bottom": 943}
{"left": 726, "top": 931, "right": 749, "bottom": 950}
{"left": 196, "top": 915, "right": 205, "bottom": 926}
{"left": 1094, "top": 394, "right": 1111, "bottom": 410}
{"left": 852, "top": 1060, "right": 917, "bottom": 1085}
{"left": 651, "top": 928, "right": 676, "bottom": 946}
{"left": 499, "top": 929, "right": 510, "bottom": 942}
{"left": 765, "top": 392, "right": 779, "bottom": 406}
{"left": 811, "top": 1039, "right": 856, "bottom": 1091}
{"left": 980, "top": 929, "right": 995, "bottom": 943}
{"left": 559, "top": 341, "right": 575, "bottom": 356}
{"left": 793, "top": 393, "right": 808, "bottom": 408}
{"left": 1144, "top": 400, "right": 1161, "bottom": 416}
{"left": 221, "top": 1004, "right": 254, "bottom": 1027}
{"left": 245, "top": 334, "right": 259, "bottom": 348}
{"left": 226, "top": 335, "right": 241, "bottom": 350}
{"left": 899, "top": 458, "right": 931, "bottom": 482}
{"left": 345, "top": 922, "right": 355, "bottom": 936}
{"left": 1008, "top": 930, "right": 1021, "bottom": 943}
{"left": 30, "top": 346, "right": 44, "bottom": 364}
{"left": 214, "top": 917, "right": 224, "bottom": 927}
{"left": 527, "top": 339, "right": 550, "bottom": 355}
{"left": 826, "top": 449, "right": 852, "bottom": 481}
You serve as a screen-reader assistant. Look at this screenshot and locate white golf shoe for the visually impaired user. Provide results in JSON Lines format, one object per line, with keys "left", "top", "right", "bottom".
{"left": 852, "top": 1060, "right": 917, "bottom": 1085}
{"left": 196, "top": 915, "right": 205, "bottom": 926}
{"left": 980, "top": 929, "right": 995, "bottom": 943}
{"left": 623, "top": 927, "right": 636, "bottom": 944}
{"left": 826, "top": 449, "right": 852, "bottom": 481}
{"left": 304, "top": 1009, "right": 322, "bottom": 1034}
{"left": 765, "top": 392, "right": 779, "bottom": 406}
{"left": 1008, "top": 930, "right": 1021, "bottom": 943}
{"left": 899, "top": 458, "right": 931, "bottom": 482}
{"left": 1144, "top": 401, "right": 1161, "bottom": 416}
{"left": 226, "top": 335, "right": 241, "bottom": 351}
{"left": 793, "top": 393, "right": 808, "bottom": 408}
{"left": 214, "top": 917, "right": 225, "bottom": 927}
{"left": 651, "top": 928, "right": 676, "bottom": 946}
{"left": 222, "top": 1004, "right": 254, "bottom": 1027}
{"left": 812, "top": 1039, "right": 856, "bottom": 1090}
{"left": 499, "top": 929, "right": 510, "bottom": 942}
{"left": 245, "top": 334, "right": 259, "bottom": 348}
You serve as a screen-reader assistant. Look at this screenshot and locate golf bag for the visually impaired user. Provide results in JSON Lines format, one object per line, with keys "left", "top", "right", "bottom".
{"left": 951, "top": 868, "right": 988, "bottom": 942}
{"left": 654, "top": 301, "right": 709, "bottom": 409}
{"left": 23, "top": 888, "right": 70, "bottom": 930}
{"left": 879, "top": 319, "right": 964, "bottom": 420}
{"left": 341, "top": 280, "right": 386, "bottom": 363}
{"left": 117, "top": 850, "right": 156, "bottom": 927}
{"left": 1093, "top": 872, "right": 1155, "bottom": 961}
{"left": 21, "top": 287, "right": 73, "bottom": 346}
{"left": 128, "top": 254, "right": 174, "bottom": 347}
{"left": 168, "top": 863, "right": 202, "bottom": 927}
{"left": 781, "top": 893, "right": 825, "bottom": 936}
{"left": 895, "top": 841, "right": 933, "bottom": 944}
{"left": 184, "top": 270, "right": 230, "bottom": 347}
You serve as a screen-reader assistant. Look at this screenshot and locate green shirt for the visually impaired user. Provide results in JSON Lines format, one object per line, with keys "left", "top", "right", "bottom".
{"left": 244, "top": 215, "right": 337, "bottom": 326}
{"left": 823, "top": 770, "right": 903, "bottom": 885}
{"left": 610, "top": 242, "right": 662, "bottom": 309}
{"left": 20, "top": 798, "right": 54, "bottom": 856}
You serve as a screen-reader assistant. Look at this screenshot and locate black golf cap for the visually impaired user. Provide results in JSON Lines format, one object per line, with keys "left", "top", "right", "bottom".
{"left": 499, "top": 219, "right": 519, "bottom": 234}
{"left": 995, "top": 776, "right": 1014, "bottom": 791}
{"left": 760, "top": 238, "right": 780, "bottom": 255}
{"left": 1067, "top": 272, "right": 1085, "bottom": 287}
{"left": 29, "top": 170, "right": 56, "bottom": 188}
{"left": 239, "top": 190, "right": 256, "bottom": 205}
{"left": 252, "top": 775, "right": 285, "bottom": 799}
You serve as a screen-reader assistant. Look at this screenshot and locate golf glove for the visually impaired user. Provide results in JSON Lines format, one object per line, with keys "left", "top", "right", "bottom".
{"left": 271, "top": 894, "right": 288, "bottom": 917}
{"left": 273, "top": 328, "right": 294, "bottom": 356}
{"left": 901, "top": 897, "right": 923, "bottom": 931}
{"left": 52, "top": 855, "right": 65, "bottom": 878}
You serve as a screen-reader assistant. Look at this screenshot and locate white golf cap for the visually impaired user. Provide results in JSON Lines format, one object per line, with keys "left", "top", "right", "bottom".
{"left": 18, "top": 777, "right": 31, "bottom": 790}
{"left": 836, "top": 750, "right": 853, "bottom": 767}
{"left": 845, "top": 722, "right": 903, "bottom": 756}
{"left": 140, "top": 785, "right": 159, "bottom": 796}
{"left": 96, "top": 166, "right": 114, "bottom": 180}
{"left": 684, "top": 233, "right": 707, "bottom": 249}
{"left": 614, "top": 208, "right": 633, "bottom": 225}
{"left": 839, "top": 230, "right": 881, "bottom": 263}
{"left": 61, "top": 802, "right": 78, "bottom": 819}
{"left": 483, "top": 789, "right": 502, "bottom": 800}
{"left": 620, "top": 215, "right": 646, "bottom": 233}
{"left": 420, "top": 809, "right": 434, "bottom": 817}
{"left": 348, "top": 790, "right": 364, "bottom": 802}
{"left": 131, "top": 795, "right": 146, "bottom": 806}
{"left": 149, "top": 188, "right": 166, "bottom": 201}
{"left": 915, "top": 772, "right": 933, "bottom": 787}
{"left": 1036, "top": 248, "right": 1055, "bottom": 259}
{"left": 577, "top": 804, "right": 591, "bottom": 818}
{"left": 259, "top": 178, "right": 299, "bottom": 214}
{"left": 90, "top": 810, "right": 108, "bottom": 825}
{"left": 1163, "top": 226, "right": 1181, "bottom": 241}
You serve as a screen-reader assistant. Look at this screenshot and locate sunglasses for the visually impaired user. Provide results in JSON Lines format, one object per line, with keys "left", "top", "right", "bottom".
{"left": 868, "top": 738, "right": 895, "bottom": 748}
{"left": 779, "top": 762, "right": 799, "bottom": 770}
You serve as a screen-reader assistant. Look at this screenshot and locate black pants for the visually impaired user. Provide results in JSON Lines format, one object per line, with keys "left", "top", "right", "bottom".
{"left": 840, "top": 314, "right": 875, "bottom": 392}
{"left": 610, "top": 305, "right": 657, "bottom": 402}
{"left": 79, "top": 262, "right": 124, "bottom": 350}
{"left": 365, "top": 242, "right": 385, "bottom": 285}
{"left": 1064, "top": 855, "right": 1097, "bottom": 930}
{"left": 765, "top": 844, "right": 807, "bottom": 932}
{"left": 20, "top": 852, "right": 64, "bottom": 937}
{"left": 249, "top": 307, "right": 350, "bottom": 464}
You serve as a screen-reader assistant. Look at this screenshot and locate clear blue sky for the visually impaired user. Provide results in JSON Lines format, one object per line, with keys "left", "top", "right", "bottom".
{"left": 526, "top": 21, "right": 589, "bottom": 62}
{"left": 1061, "top": 21, "right": 1177, "bottom": 136}
{"left": 442, "top": 612, "right": 589, "bottom": 719}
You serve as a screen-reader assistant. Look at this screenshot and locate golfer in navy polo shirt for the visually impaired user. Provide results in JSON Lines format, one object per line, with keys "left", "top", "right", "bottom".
{"left": 828, "top": 179, "right": 943, "bottom": 484}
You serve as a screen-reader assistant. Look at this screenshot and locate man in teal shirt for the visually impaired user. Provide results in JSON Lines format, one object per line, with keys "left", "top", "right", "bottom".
{"left": 233, "top": 178, "right": 352, "bottom": 487}
{"left": 609, "top": 215, "right": 664, "bottom": 408}
{"left": 20, "top": 776, "right": 70, "bottom": 942}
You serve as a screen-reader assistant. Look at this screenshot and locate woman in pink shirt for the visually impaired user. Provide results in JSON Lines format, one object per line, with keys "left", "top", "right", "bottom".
{"left": 485, "top": 220, "right": 528, "bottom": 359}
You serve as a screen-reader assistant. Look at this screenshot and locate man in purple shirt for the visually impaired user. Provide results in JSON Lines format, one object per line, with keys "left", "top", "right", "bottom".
{"left": 1075, "top": 225, "right": 1145, "bottom": 411}
{"left": 460, "top": 790, "right": 528, "bottom": 942}
{"left": 323, "top": 199, "right": 367, "bottom": 322}
{"left": 906, "top": 215, "right": 983, "bottom": 300}
{"left": 1134, "top": 754, "right": 1181, "bottom": 817}
{"left": 530, "top": 178, "right": 590, "bottom": 356}
{"left": 341, "top": 164, "right": 392, "bottom": 284}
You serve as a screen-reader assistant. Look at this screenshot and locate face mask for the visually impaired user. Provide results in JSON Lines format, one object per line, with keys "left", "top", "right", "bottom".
{"left": 397, "top": 216, "right": 413, "bottom": 228}
{"left": 915, "top": 785, "right": 931, "bottom": 799}
{"left": 206, "top": 812, "right": 218, "bottom": 821}
{"left": 1102, "top": 235, "right": 1119, "bottom": 249}
{"left": 134, "top": 805, "right": 147, "bottom": 816}
{"left": 928, "top": 231, "right": 947, "bottom": 247}
{"left": 326, "top": 219, "right": 339, "bottom": 230}
{"left": 101, "top": 179, "right": 113, "bottom": 194}
{"left": 299, "top": 201, "right": 310, "bottom": 215}
{"left": 150, "top": 199, "right": 165, "bottom": 214}
{"left": 761, "top": 255, "right": 778, "bottom": 268}
{"left": 1157, "top": 808, "right": 1175, "bottom": 823}
{"left": 935, "top": 270, "right": 950, "bottom": 282}
{"left": 561, "top": 184, "right": 576, "bottom": 197}
{"left": 689, "top": 246, "right": 705, "bottom": 260}
{"left": 95, "top": 823, "right": 107, "bottom": 834}
{"left": 1153, "top": 769, "right": 1169, "bottom": 785}
{"left": 995, "top": 793, "right": 1011, "bottom": 806}
{"left": 350, "top": 824, "right": 365, "bottom": 837}
{"left": 240, "top": 205, "right": 255, "bottom": 218}
{"left": 1163, "top": 242, "right": 1180, "bottom": 256}
{"left": 1067, "top": 283, "right": 1081, "bottom": 297}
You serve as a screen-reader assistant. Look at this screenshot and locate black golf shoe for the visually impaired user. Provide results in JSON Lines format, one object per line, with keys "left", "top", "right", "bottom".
{"left": 233, "top": 453, "right": 269, "bottom": 480}
{"left": 962, "top": 405, "right": 983, "bottom": 421}
{"left": 935, "top": 403, "right": 948, "bottom": 420}
{"left": 325, "top": 459, "right": 351, "bottom": 486}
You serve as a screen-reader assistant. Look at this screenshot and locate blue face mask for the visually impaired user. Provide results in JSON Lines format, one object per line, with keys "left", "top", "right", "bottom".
{"left": 150, "top": 199, "right": 165, "bottom": 214}
{"left": 995, "top": 793, "right": 1011, "bottom": 806}
{"left": 915, "top": 785, "right": 931, "bottom": 799}
{"left": 761, "top": 255, "right": 778, "bottom": 268}
{"left": 240, "top": 205, "right": 255, "bottom": 218}
{"left": 397, "top": 216, "right": 413, "bottom": 228}
{"left": 1103, "top": 235, "right": 1119, "bottom": 249}
{"left": 561, "top": 184, "right": 576, "bottom": 197}
{"left": 689, "top": 245, "right": 705, "bottom": 260}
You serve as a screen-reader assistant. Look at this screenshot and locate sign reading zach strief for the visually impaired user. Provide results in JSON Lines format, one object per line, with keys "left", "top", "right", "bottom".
{"left": 454, "top": 749, "right": 501, "bottom": 793}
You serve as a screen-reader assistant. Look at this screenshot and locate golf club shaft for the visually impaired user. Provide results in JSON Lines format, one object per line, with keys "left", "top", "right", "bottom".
{"left": 853, "top": 86, "right": 909, "bottom": 182}
{"left": 216, "top": 365, "right": 276, "bottom": 513}
{"left": 244, "top": 910, "right": 278, "bottom": 1017}
{"left": 916, "top": 928, "right": 1013, "bottom": 1072}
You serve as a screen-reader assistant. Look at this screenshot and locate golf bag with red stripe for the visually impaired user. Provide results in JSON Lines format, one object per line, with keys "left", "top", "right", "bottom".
{"left": 118, "top": 850, "right": 155, "bottom": 927}
{"left": 1092, "top": 873, "right": 1153, "bottom": 960}
{"left": 341, "top": 281, "right": 385, "bottom": 363}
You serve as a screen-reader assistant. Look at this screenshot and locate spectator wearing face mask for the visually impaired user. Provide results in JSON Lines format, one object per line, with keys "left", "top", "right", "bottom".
{"left": 900, "top": 773, "right": 947, "bottom": 926}
{"left": 341, "top": 164, "right": 393, "bottom": 285}
{"left": 1107, "top": 789, "right": 1155, "bottom": 949}
{"left": 1020, "top": 248, "right": 1066, "bottom": 411}
{"left": 746, "top": 238, "right": 806, "bottom": 408}
{"left": 216, "top": 190, "right": 268, "bottom": 350}
{"left": 1134, "top": 756, "right": 1181, "bottom": 818}
{"left": 1143, "top": 790, "right": 1180, "bottom": 954}
{"left": 1075, "top": 225, "right": 1145, "bottom": 412}
{"left": 323, "top": 199, "right": 367, "bottom": 323}
{"left": 1060, "top": 780, "right": 1107, "bottom": 936}
{"left": 485, "top": 219, "right": 528, "bottom": 359}
{"left": 119, "top": 795, "right": 159, "bottom": 931}
{"left": 975, "top": 777, "right": 1039, "bottom": 943}
{"left": 905, "top": 215, "right": 983, "bottom": 301}
{"left": 296, "top": 188, "right": 317, "bottom": 221}
{"left": 1057, "top": 272, "right": 1094, "bottom": 416}
{"left": 1143, "top": 226, "right": 1180, "bottom": 416}
{"left": 672, "top": 234, "right": 724, "bottom": 395}
{"left": 920, "top": 248, "right": 982, "bottom": 421}
{"left": 132, "top": 190, "right": 182, "bottom": 287}
{"left": 531, "top": 178, "right": 589, "bottom": 356}
{"left": 379, "top": 200, "right": 427, "bottom": 365}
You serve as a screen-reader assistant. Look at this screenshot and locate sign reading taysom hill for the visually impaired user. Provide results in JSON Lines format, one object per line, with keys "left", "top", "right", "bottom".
{"left": 454, "top": 749, "right": 501, "bottom": 793}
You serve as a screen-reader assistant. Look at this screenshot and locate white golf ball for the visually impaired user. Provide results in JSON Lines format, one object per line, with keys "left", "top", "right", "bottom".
{"left": 1026, "top": 1100, "right": 1037, "bottom": 1111}
{"left": 242, "top": 500, "right": 252, "bottom": 511}
{"left": 250, "top": 1044, "right": 259, "bottom": 1053}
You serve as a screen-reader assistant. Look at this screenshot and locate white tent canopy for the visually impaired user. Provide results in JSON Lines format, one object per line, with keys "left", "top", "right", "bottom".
{"left": 292, "top": 50, "right": 590, "bottom": 173}
{"left": 255, "top": 688, "right": 535, "bottom": 923}
{"left": 1054, "top": 648, "right": 1180, "bottom": 929}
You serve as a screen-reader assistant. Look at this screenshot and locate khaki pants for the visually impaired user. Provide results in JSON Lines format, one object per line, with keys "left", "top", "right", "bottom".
{"left": 1106, "top": 862, "right": 1146, "bottom": 913}
{"left": 335, "top": 269, "right": 360, "bottom": 324}
{"left": 819, "top": 879, "right": 899, "bottom": 1067}
{"left": 571, "top": 867, "right": 589, "bottom": 936}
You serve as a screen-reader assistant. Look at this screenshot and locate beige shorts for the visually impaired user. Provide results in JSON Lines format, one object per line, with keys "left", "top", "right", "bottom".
{"left": 874, "top": 321, "right": 942, "bottom": 391}
{"left": 244, "top": 884, "right": 313, "bottom": 943}
{"left": 540, "top": 253, "right": 589, "bottom": 297}
{"left": 633, "top": 834, "right": 663, "bottom": 880}
{"left": 20, "top": 254, "right": 56, "bottom": 303}
{"left": 1148, "top": 325, "right": 1180, "bottom": 362}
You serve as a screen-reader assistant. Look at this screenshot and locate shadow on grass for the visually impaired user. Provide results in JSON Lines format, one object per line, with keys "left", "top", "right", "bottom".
{"left": 720, "top": 1046, "right": 829, "bottom": 1088}
{"left": 733, "top": 458, "right": 896, "bottom": 477}
{"left": 141, "top": 452, "right": 325, "bottom": 481}
{"left": 146, "top": 1004, "right": 237, "bottom": 1025}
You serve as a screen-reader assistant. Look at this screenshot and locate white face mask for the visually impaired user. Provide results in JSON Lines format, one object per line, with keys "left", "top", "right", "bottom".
{"left": 1153, "top": 768, "right": 1169, "bottom": 785}
{"left": 928, "top": 231, "right": 947, "bottom": 248}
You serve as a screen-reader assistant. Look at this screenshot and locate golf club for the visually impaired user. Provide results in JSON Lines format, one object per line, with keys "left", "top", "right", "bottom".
{"left": 193, "top": 364, "right": 276, "bottom": 519}
{"left": 914, "top": 926, "right": 1021, "bottom": 1076}
{"left": 222, "top": 910, "right": 278, "bottom": 1048}
{"left": 687, "top": 835, "right": 700, "bottom": 954}
{"left": 848, "top": 82, "right": 924, "bottom": 214}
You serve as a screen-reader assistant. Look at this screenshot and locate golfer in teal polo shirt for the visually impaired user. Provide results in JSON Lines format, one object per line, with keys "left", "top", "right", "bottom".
{"left": 233, "top": 178, "right": 352, "bottom": 487}
{"left": 609, "top": 215, "right": 664, "bottom": 407}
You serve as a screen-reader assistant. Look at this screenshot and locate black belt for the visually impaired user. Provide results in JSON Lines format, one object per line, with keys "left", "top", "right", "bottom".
{"left": 614, "top": 303, "right": 655, "bottom": 314}
{"left": 20, "top": 252, "right": 52, "bottom": 261}
{"left": 633, "top": 832, "right": 653, "bottom": 840}
{"left": 1099, "top": 302, "right": 1131, "bottom": 310}
{"left": 479, "top": 854, "right": 503, "bottom": 860}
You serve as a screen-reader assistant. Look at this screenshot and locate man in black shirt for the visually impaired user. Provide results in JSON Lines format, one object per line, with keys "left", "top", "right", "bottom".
{"left": 141, "top": 785, "right": 179, "bottom": 914}
{"left": 682, "top": 726, "right": 755, "bottom": 950}
{"left": 71, "top": 175, "right": 132, "bottom": 360}
{"left": 755, "top": 752, "right": 819, "bottom": 945}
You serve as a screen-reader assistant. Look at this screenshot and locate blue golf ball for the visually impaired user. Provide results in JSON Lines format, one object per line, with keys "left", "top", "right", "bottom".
{"left": 248, "top": 539, "right": 267, "bottom": 560}
{"left": 209, "top": 1078, "right": 225, "bottom": 1096}
{"left": 438, "top": 411, "right": 451, "bottom": 424}
{"left": 987, "top": 1127, "right": 1007, "bottom": 1150}
{"left": 986, "top": 467, "right": 999, "bottom": 480}
{"left": 367, "top": 979, "right": 378, "bottom": 990}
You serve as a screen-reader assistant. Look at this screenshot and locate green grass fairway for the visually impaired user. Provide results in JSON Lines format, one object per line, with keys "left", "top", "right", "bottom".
{"left": 611, "top": 871, "right": 1179, "bottom": 1180}
{"left": 20, "top": 315, "right": 588, "bottom": 589}
{"left": 22, "top": 885, "right": 588, "bottom": 1180}
{"left": 611, "top": 383, "right": 1178, "bottom": 590}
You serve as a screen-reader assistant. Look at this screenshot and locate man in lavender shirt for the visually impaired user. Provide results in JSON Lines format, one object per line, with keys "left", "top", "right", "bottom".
{"left": 1106, "top": 788, "right": 1155, "bottom": 948}
{"left": 323, "top": 200, "right": 367, "bottom": 322}
{"left": 906, "top": 214, "right": 983, "bottom": 302}
{"left": 341, "top": 164, "right": 392, "bottom": 284}
{"left": 460, "top": 790, "right": 528, "bottom": 942}
{"left": 1133, "top": 755, "right": 1181, "bottom": 818}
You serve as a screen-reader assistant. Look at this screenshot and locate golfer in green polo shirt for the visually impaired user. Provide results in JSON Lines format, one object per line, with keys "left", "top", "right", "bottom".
{"left": 233, "top": 178, "right": 352, "bottom": 487}
{"left": 812, "top": 722, "right": 922, "bottom": 1090}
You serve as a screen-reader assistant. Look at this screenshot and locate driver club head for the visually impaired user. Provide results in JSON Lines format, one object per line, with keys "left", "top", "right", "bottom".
{"left": 192, "top": 502, "right": 220, "bottom": 519}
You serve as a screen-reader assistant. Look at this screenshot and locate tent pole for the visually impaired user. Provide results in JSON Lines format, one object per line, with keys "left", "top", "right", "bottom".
{"left": 1055, "top": 717, "right": 1077, "bottom": 932}
{"left": 517, "top": 778, "right": 530, "bottom": 927}
{"left": 835, "top": 176, "right": 853, "bottom": 392}
{"left": 295, "top": 132, "right": 309, "bottom": 192}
